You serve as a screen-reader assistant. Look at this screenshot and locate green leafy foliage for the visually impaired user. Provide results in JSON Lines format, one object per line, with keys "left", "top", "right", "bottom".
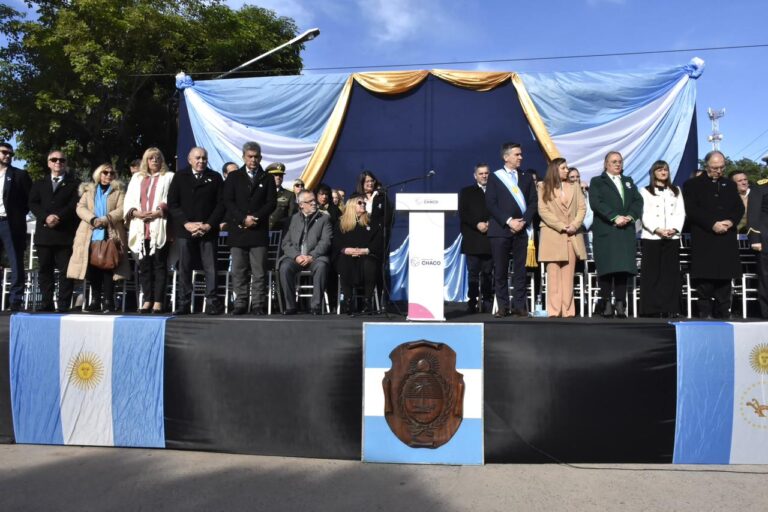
{"left": 0, "top": 0, "right": 303, "bottom": 179}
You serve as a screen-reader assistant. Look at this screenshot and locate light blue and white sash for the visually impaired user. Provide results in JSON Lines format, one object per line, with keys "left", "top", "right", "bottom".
{"left": 494, "top": 169, "right": 526, "bottom": 215}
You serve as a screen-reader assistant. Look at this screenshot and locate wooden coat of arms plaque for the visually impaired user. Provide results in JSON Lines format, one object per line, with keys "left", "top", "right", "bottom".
{"left": 382, "top": 340, "right": 465, "bottom": 448}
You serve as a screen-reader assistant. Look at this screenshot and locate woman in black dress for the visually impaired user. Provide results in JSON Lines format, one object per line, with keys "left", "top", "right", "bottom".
{"left": 334, "top": 193, "right": 383, "bottom": 315}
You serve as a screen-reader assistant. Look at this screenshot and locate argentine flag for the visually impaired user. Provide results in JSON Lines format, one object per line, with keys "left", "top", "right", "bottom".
{"left": 674, "top": 322, "right": 768, "bottom": 464}
{"left": 10, "top": 314, "right": 166, "bottom": 448}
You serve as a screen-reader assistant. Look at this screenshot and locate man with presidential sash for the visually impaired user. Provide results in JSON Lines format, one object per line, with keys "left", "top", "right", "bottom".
{"left": 485, "top": 142, "right": 538, "bottom": 317}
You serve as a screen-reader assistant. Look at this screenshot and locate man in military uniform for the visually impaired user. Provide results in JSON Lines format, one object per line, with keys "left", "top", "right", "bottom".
{"left": 267, "top": 162, "right": 296, "bottom": 231}
{"left": 747, "top": 176, "right": 768, "bottom": 318}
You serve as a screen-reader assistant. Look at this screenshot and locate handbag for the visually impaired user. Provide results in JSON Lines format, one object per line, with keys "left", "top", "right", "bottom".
{"left": 89, "top": 217, "right": 123, "bottom": 270}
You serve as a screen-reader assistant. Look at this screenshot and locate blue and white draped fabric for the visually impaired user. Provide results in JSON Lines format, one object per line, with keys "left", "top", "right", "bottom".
{"left": 521, "top": 57, "right": 702, "bottom": 187}
{"left": 388, "top": 235, "right": 468, "bottom": 302}
{"left": 182, "top": 73, "right": 349, "bottom": 182}
{"left": 91, "top": 184, "right": 111, "bottom": 242}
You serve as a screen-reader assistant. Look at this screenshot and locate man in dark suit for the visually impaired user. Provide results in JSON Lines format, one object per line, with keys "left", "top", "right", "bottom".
{"left": 28, "top": 149, "right": 80, "bottom": 312}
{"left": 278, "top": 189, "right": 332, "bottom": 315}
{"left": 684, "top": 150, "right": 744, "bottom": 319}
{"left": 747, "top": 176, "right": 768, "bottom": 318}
{"left": 168, "top": 147, "right": 225, "bottom": 315}
{"left": 589, "top": 151, "right": 643, "bottom": 318}
{"left": 459, "top": 163, "right": 493, "bottom": 313}
{"left": 224, "top": 141, "right": 276, "bottom": 315}
{"left": 0, "top": 142, "right": 33, "bottom": 311}
{"left": 486, "top": 142, "right": 538, "bottom": 317}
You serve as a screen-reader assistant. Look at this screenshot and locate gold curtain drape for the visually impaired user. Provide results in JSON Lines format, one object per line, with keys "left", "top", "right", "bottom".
{"left": 300, "top": 70, "right": 560, "bottom": 189}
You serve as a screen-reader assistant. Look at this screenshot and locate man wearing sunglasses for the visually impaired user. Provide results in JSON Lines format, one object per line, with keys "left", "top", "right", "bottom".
{"left": 28, "top": 150, "right": 80, "bottom": 312}
{"left": 0, "top": 142, "right": 33, "bottom": 311}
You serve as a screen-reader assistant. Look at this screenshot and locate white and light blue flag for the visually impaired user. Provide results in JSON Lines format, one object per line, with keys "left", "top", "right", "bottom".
{"left": 363, "top": 323, "right": 483, "bottom": 465}
{"left": 674, "top": 322, "right": 768, "bottom": 464}
{"left": 10, "top": 314, "right": 166, "bottom": 448}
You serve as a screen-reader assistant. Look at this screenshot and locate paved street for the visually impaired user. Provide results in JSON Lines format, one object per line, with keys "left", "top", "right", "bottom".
{"left": 1, "top": 445, "right": 766, "bottom": 511}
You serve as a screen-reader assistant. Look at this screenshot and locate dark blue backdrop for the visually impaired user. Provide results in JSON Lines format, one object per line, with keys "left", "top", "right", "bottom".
{"left": 321, "top": 76, "right": 548, "bottom": 247}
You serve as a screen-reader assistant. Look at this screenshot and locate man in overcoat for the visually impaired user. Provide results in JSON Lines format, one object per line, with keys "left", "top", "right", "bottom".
{"left": 28, "top": 150, "right": 80, "bottom": 312}
{"left": 0, "top": 142, "right": 32, "bottom": 311}
{"left": 168, "top": 147, "right": 226, "bottom": 315}
{"left": 683, "top": 150, "right": 744, "bottom": 319}
{"left": 747, "top": 176, "right": 768, "bottom": 318}
{"left": 224, "top": 141, "right": 276, "bottom": 315}
{"left": 485, "top": 142, "right": 538, "bottom": 317}
{"left": 459, "top": 163, "right": 494, "bottom": 313}
{"left": 589, "top": 151, "right": 643, "bottom": 318}
{"left": 278, "top": 189, "right": 332, "bottom": 315}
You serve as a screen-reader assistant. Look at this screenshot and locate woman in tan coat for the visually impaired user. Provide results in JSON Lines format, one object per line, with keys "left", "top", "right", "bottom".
{"left": 67, "top": 163, "right": 130, "bottom": 312}
{"left": 537, "top": 158, "right": 587, "bottom": 317}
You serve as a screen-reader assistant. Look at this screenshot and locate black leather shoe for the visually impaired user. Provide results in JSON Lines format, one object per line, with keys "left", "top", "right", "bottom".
{"left": 55, "top": 307, "right": 70, "bottom": 314}
{"left": 250, "top": 307, "right": 267, "bottom": 315}
{"left": 173, "top": 306, "right": 190, "bottom": 315}
{"left": 493, "top": 309, "right": 509, "bottom": 318}
{"left": 466, "top": 300, "right": 478, "bottom": 314}
{"left": 85, "top": 302, "right": 102, "bottom": 313}
{"left": 600, "top": 301, "right": 614, "bottom": 318}
{"left": 614, "top": 301, "right": 627, "bottom": 319}
{"left": 510, "top": 308, "right": 529, "bottom": 318}
{"left": 311, "top": 307, "right": 323, "bottom": 316}
{"left": 38, "top": 303, "right": 55, "bottom": 312}
{"left": 232, "top": 304, "right": 247, "bottom": 315}
{"left": 102, "top": 301, "right": 116, "bottom": 313}
{"left": 283, "top": 308, "right": 297, "bottom": 316}
{"left": 481, "top": 300, "right": 494, "bottom": 314}
{"left": 10, "top": 302, "right": 22, "bottom": 313}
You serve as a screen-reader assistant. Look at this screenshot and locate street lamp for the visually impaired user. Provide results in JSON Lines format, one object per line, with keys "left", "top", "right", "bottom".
{"left": 216, "top": 27, "right": 320, "bottom": 79}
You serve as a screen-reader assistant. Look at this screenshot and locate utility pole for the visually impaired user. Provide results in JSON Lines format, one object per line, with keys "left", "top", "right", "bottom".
{"left": 707, "top": 107, "right": 725, "bottom": 150}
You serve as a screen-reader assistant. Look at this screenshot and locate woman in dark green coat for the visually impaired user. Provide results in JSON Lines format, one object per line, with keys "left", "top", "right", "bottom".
{"left": 588, "top": 151, "right": 643, "bottom": 318}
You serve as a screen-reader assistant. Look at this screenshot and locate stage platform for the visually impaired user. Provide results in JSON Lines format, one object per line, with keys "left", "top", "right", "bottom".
{"left": 0, "top": 307, "right": 687, "bottom": 463}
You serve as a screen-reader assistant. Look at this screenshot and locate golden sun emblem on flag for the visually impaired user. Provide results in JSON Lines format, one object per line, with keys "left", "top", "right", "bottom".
{"left": 749, "top": 344, "right": 768, "bottom": 375}
{"left": 67, "top": 352, "right": 105, "bottom": 390}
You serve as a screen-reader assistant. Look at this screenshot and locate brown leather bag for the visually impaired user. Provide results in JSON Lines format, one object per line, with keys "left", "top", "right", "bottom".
{"left": 89, "top": 217, "right": 123, "bottom": 270}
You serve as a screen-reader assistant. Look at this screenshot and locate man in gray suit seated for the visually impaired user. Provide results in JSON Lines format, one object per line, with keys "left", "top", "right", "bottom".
{"left": 279, "top": 189, "right": 332, "bottom": 315}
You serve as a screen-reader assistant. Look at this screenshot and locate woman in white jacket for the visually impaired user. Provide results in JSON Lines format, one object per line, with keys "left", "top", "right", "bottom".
{"left": 639, "top": 160, "right": 686, "bottom": 317}
{"left": 124, "top": 148, "right": 174, "bottom": 313}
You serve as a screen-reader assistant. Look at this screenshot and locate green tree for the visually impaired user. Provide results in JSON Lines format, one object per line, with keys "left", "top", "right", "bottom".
{"left": 0, "top": 0, "right": 303, "bottom": 179}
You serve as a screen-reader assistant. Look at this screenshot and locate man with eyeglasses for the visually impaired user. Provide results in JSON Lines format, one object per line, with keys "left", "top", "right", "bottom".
{"left": 278, "top": 190, "right": 332, "bottom": 315}
{"left": 683, "top": 150, "right": 744, "bottom": 319}
{"left": 223, "top": 141, "right": 277, "bottom": 315}
{"left": 0, "top": 142, "right": 32, "bottom": 311}
{"left": 28, "top": 149, "right": 80, "bottom": 312}
{"left": 168, "top": 146, "right": 226, "bottom": 315}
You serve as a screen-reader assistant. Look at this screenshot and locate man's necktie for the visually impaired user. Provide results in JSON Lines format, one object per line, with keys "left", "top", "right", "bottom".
{"left": 52, "top": 176, "right": 61, "bottom": 191}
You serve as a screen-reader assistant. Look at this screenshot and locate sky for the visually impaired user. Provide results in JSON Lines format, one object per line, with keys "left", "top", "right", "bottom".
{"left": 234, "top": 0, "right": 768, "bottom": 163}
{"left": 3, "top": 0, "right": 767, "bottom": 163}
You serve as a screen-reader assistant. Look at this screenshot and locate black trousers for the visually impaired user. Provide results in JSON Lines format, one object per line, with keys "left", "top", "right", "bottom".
{"left": 490, "top": 233, "right": 528, "bottom": 311}
{"left": 336, "top": 255, "right": 378, "bottom": 301}
{"left": 758, "top": 250, "right": 768, "bottom": 319}
{"left": 36, "top": 244, "right": 74, "bottom": 309}
{"left": 176, "top": 236, "right": 218, "bottom": 307}
{"left": 86, "top": 263, "right": 115, "bottom": 305}
{"left": 598, "top": 272, "right": 629, "bottom": 303}
{"left": 696, "top": 278, "right": 732, "bottom": 318}
{"left": 640, "top": 239, "right": 681, "bottom": 315}
{"left": 138, "top": 240, "right": 168, "bottom": 304}
{"left": 466, "top": 254, "right": 494, "bottom": 305}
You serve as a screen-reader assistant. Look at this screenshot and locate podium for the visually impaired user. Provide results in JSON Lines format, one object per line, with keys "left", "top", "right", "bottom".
{"left": 395, "top": 193, "right": 458, "bottom": 321}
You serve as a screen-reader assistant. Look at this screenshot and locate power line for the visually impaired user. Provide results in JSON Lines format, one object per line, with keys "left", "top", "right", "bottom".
{"left": 735, "top": 126, "right": 768, "bottom": 156}
{"left": 130, "top": 42, "right": 768, "bottom": 78}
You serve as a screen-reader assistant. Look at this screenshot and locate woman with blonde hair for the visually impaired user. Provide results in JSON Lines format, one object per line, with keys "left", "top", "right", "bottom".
{"left": 67, "top": 163, "right": 130, "bottom": 312}
{"left": 537, "top": 157, "right": 587, "bottom": 317}
{"left": 124, "top": 147, "right": 175, "bottom": 313}
{"left": 333, "top": 193, "right": 383, "bottom": 315}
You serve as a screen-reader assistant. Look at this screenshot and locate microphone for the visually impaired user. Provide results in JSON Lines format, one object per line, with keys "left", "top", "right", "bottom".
{"left": 427, "top": 170, "right": 436, "bottom": 177}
